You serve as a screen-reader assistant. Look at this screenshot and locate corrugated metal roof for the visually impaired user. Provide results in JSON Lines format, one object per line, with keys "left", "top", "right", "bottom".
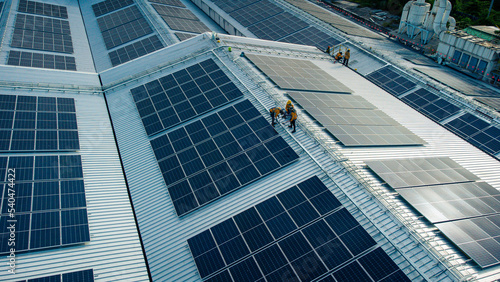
{"left": 0, "top": 89, "right": 149, "bottom": 281}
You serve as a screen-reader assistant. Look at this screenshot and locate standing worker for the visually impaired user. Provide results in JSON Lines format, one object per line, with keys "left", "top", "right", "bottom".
{"left": 325, "top": 46, "right": 331, "bottom": 54}
{"left": 334, "top": 51, "right": 343, "bottom": 63}
{"left": 285, "top": 100, "right": 294, "bottom": 115}
{"left": 343, "top": 49, "right": 350, "bottom": 67}
{"left": 269, "top": 107, "right": 281, "bottom": 127}
{"left": 289, "top": 108, "right": 297, "bottom": 133}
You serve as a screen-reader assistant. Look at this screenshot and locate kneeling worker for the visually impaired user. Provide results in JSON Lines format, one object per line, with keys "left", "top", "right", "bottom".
{"left": 289, "top": 108, "right": 297, "bottom": 133}
{"left": 335, "top": 51, "right": 343, "bottom": 62}
{"left": 269, "top": 107, "right": 281, "bottom": 127}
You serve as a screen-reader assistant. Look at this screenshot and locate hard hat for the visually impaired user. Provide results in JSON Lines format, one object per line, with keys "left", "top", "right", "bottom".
{"left": 287, "top": 100, "right": 292, "bottom": 105}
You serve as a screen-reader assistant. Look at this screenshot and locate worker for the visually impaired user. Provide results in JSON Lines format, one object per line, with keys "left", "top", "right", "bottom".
{"left": 285, "top": 100, "right": 294, "bottom": 114}
{"left": 269, "top": 107, "right": 281, "bottom": 127}
{"left": 334, "top": 51, "right": 343, "bottom": 62}
{"left": 343, "top": 49, "right": 350, "bottom": 66}
{"left": 325, "top": 46, "right": 331, "bottom": 54}
{"left": 289, "top": 108, "right": 297, "bottom": 133}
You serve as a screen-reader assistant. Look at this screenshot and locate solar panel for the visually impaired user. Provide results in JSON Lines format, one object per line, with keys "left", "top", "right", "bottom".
{"left": 97, "top": 5, "right": 144, "bottom": 32}
{"left": 475, "top": 97, "right": 500, "bottom": 112}
{"left": 150, "top": 100, "right": 299, "bottom": 216}
{"left": 445, "top": 113, "right": 500, "bottom": 156}
{"left": 11, "top": 14, "right": 73, "bottom": 54}
{"left": 159, "top": 15, "right": 210, "bottom": 33}
{"left": 92, "top": 0, "right": 134, "bottom": 17}
{"left": 18, "top": 0, "right": 68, "bottom": 19}
{"left": 149, "top": 0, "right": 186, "bottom": 7}
{"left": 288, "top": 91, "right": 373, "bottom": 109}
{"left": 109, "top": 35, "right": 164, "bottom": 67}
{"left": 0, "top": 95, "right": 79, "bottom": 151}
{"left": 401, "top": 88, "right": 461, "bottom": 122}
{"left": 366, "top": 66, "right": 417, "bottom": 97}
{"left": 397, "top": 182, "right": 500, "bottom": 223}
{"left": 211, "top": 0, "right": 260, "bottom": 13}
{"left": 0, "top": 155, "right": 89, "bottom": 254}
{"left": 248, "top": 12, "right": 309, "bottom": 41}
{"left": 0, "top": 2, "right": 3, "bottom": 12}
{"left": 152, "top": 4, "right": 199, "bottom": 20}
{"left": 246, "top": 54, "right": 352, "bottom": 93}
{"left": 229, "top": 0, "right": 284, "bottom": 27}
{"left": 131, "top": 58, "right": 243, "bottom": 136}
{"left": 325, "top": 124, "right": 425, "bottom": 146}
{"left": 101, "top": 17, "right": 153, "bottom": 50}
{"left": 188, "top": 176, "right": 409, "bottom": 281}
{"left": 7, "top": 50, "right": 76, "bottom": 71}
{"left": 175, "top": 32, "right": 196, "bottom": 41}
{"left": 279, "top": 26, "right": 343, "bottom": 51}
{"left": 436, "top": 215, "right": 500, "bottom": 268}
{"left": 365, "top": 157, "right": 479, "bottom": 189}
{"left": 15, "top": 269, "right": 94, "bottom": 282}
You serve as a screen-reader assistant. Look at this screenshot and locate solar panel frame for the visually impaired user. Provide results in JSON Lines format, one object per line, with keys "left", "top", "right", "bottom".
{"left": 97, "top": 5, "right": 144, "bottom": 32}
{"left": 188, "top": 176, "right": 409, "bottom": 281}
{"left": 401, "top": 88, "right": 461, "bottom": 122}
{"left": 109, "top": 35, "right": 164, "bottom": 66}
{"left": 92, "top": 0, "right": 134, "bottom": 17}
{"left": 366, "top": 66, "right": 418, "bottom": 97}
{"left": 246, "top": 53, "right": 353, "bottom": 93}
{"left": 18, "top": 0, "right": 68, "bottom": 19}
{"left": 101, "top": 17, "right": 153, "bottom": 50}
{"left": 131, "top": 58, "right": 244, "bottom": 136}
{"left": 150, "top": 100, "right": 299, "bottom": 216}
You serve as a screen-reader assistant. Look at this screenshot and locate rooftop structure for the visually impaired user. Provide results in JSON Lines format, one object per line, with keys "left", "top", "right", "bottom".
{"left": 0, "top": 0, "right": 499, "bottom": 281}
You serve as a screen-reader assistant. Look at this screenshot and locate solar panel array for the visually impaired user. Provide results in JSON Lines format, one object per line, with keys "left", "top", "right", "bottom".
{"left": 475, "top": 97, "right": 500, "bottom": 112}
{"left": 0, "top": 155, "right": 89, "bottom": 253}
{"left": 366, "top": 66, "right": 417, "bottom": 97}
{"left": 109, "top": 35, "right": 163, "bottom": 66}
{"left": 365, "top": 157, "right": 500, "bottom": 268}
{"left": 248, "top": 12, "right": 308, "bottom": 41}
{"left": 279, "top": 26, "right": 343, "bottom": 51}
{"left": 7, "top": 50, "right": 76, "bottom": 71}
{"left": 246, "top": 54, "right": 352, "bottom": 93}
{"left": 130, "top": 59, "right": 243, "bottom": 136}
{"left": 228, "top": 0, "right": 284, "bottom": 27}
{"left": 152, "top": 2, "right": 210, "bottom": 34}
{"left": 445, "top": 113, "right": 500, "bottom": 157}
{"left": 175, "top": 32, "right": 196, "bottom": 41}
{"left": 288, "top": 91, "right": 425, "bottom": 146}
{"left": 97, "top": 5, "right": 144, "bottom": 32}
{"left": 150, "top": 100, "right": 299, "bottom": 216}
{"left": 401, "top": 88, "right": 461, "bottom": 122}
{"left": 12, "top": 14, "right": 73, "bottom": 54}
{"left": 18, "top": 0, "right": 68, "bottom": 19}
{"left": 149, "top": 0, "right": 186, "bottom": 7}
{"left": 16, "top": 269, "right": 94, "bottom": 282}
{"left": 0, "top": 94, "right": 80, "bottom": 151}
{"left": 92, "top": 0, "right": 134, "bottom": 17}
{"left": 100, "top": 17, "right": 152, "bottom": 50}
{"left": 188, "top": 176, "right": 410, "bottom": 281}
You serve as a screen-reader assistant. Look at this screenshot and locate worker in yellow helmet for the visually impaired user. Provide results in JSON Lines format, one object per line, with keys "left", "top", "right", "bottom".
{"left": 285, "top": 100, "right": 294, "bottom": 115}
{"left": 343, "top": 49, "right": 350, "bottom": 67}
{"left": 269, "top": 107, "right": 281, "bottom": 127}
{"left": 289, "top": 108, "right": 297, "bottom": 133}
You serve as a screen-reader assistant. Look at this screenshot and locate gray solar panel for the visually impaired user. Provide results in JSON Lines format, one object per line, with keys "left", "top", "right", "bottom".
{"left": 398, "top": 182, "right": 500, "bottom": 223}
{"left": 18, "top": 0, "right": 68, "bottom": 19}
{"left": 11, "top": 14, "right": 73, "bottom": 54}
{"left": 436, "top": 215, "right": 500, "bottom": 268}
{"left": 92, "top": 0, "right": 134, "bottom": 17}
{"left": 248, "top": 12, "right": 308, "bottom": 41}
{"left": 475, "top": 97, "right": 500, "bottom": 112}
{"left": 175, "top": 32, "right": 196, "bottom": 41}
{"left": 365, "top": 157, "right": 479, "bottom": 188}
{"left": 229, "top": 0, "right": 284, "bottom": 27}
{"left": 288, "top": 91, "right": 373, "bottom": 109}
{"left": 16, "top": 269, "right": 94, "bottom": 282}
{"left": 7, "top": 50, "right": 76, "bottom": 71}
{"left": 246, "top": 54, "right": 352, "bottom": 93}
{"left": 279, "top": 26, "right": 343, "bottom": 50}
{"left": 101, "top": 17, "right": 153, "bottom": 50}
{"left": 152, "top": 4, "right": 199, "bottom": 20}
{"left": 160, "top": 15, "right": 210, "bottom": 33}
{"left": 211, "top": 0, "right": 259, "bottom": 13}
{"left": 109, "top": 35, "right": 164, "bottom": 67}
{"left": 149, "top": 0, "right": 186, "bottom": 7}
{"left": 326, "top": 124, "right": 425, "bottom": 146}
{"left": 97, "top": 5, "right": 144, "bottom": 32}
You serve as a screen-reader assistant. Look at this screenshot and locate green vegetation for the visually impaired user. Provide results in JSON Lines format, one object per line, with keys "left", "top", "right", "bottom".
{"left": 341, "top": 0, "right": 500, "bottom": 28}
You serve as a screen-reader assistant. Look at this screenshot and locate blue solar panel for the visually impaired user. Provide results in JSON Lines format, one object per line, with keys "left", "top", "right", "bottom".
{"left": 0, "top": 95, "right": 79, "bottom": 152}
{"left": 0, "top": 155, "right": 89, "bottom": 254}
{"left": 150, "top": 100, "right": 299, "bottom": 216}
{"left": 188, "top": 176, "right": 409, "bottom": 281}
{"left": 401, "top": 88, "right": 461, "bottom": 121}
{"left": 229, "top": 0, "right": 283, "bottom": 27}
{"left": 279, "top": 26, "right": 343, "bottom": 51}
{"left": 366, "top": 66, "right": 417, "bottom": 96}
{"left": 131, "top": 59, "right": 244, "bottom": 136}
{"left": 109, "top": 35, "right": 164, "bottom": 67}
{"left": 211, "top": 0, "right": 259, "bottom": 13}
{"left": 16, "top": 269, "right": 94, "bottom": 282}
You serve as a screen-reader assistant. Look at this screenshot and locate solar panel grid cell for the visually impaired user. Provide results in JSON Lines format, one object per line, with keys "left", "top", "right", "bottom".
{"left": 188, "top": 176, "right": 409, "bottom": 281}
